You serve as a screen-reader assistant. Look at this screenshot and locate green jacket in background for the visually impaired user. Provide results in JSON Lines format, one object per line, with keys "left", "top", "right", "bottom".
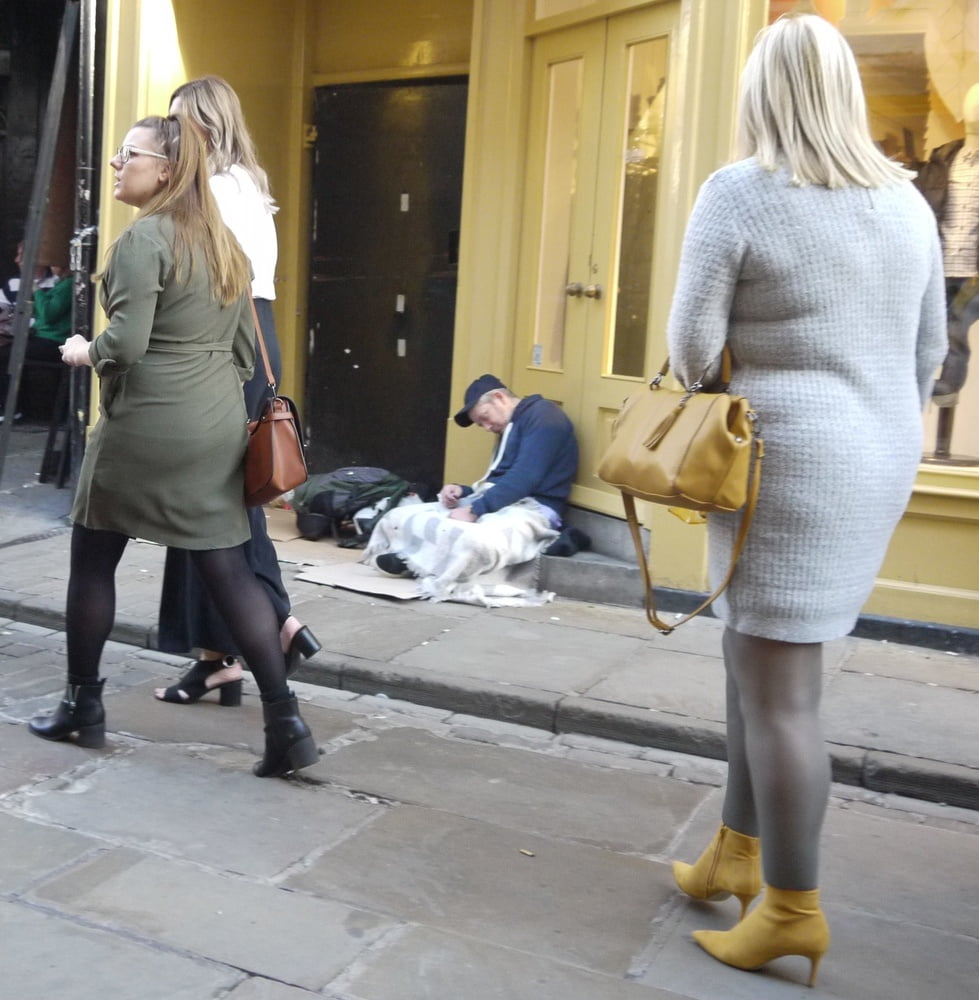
{"left": 32, "top": 275, "right": 72, "bottom": 343}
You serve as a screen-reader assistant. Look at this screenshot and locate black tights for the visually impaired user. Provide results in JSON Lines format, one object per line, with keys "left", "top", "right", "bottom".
{"left": 66, "top": 524, "right": 290, "bottom": 703}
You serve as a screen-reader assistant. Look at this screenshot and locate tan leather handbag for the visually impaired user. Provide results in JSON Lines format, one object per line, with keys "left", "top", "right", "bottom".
{"left": 243, "top": 299, "right": 309, "bottom": 507}
{"left": 598, "top": 349, "right": 763, "bottom": 634}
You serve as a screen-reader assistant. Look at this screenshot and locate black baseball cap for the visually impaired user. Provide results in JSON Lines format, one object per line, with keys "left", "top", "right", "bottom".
{"left": 454, "top": 374, "right": 506, "bottom": 426}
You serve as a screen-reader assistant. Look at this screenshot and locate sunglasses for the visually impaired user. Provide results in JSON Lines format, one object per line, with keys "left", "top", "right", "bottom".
{"left": 115, "top": 145, "right": 168, "bottom": 164}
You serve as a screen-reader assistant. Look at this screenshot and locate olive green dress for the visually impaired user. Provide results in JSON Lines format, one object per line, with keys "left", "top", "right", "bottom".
{"left": 71, "top": 215, "right": 255, "bottom": 549}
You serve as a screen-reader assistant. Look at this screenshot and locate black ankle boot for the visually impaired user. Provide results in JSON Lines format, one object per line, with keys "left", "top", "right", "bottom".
{"left": 29, "top": 678, "right": 106, "bottom": 748}
{"left": 253, "top": 693, "right": 318, "bottom": 777}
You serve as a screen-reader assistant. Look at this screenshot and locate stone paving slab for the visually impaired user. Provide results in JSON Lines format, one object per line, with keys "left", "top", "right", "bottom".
{"left": 840, "top": 638, "right": 979, "bottom": 689}
{"left": 822, "top": 671, "right": 979, "bottom": 768}
{"left": 0, "top": 810, "right": 100, "bottom": 893}
{"left": 333, "top": 924, "right": 683, "bottom": 1000}
{"left": 13, "top": 742, "right": 378, "bottom": 880}
{"left": 286, "top": 803, "right": 671, "bottom": 976}
{"left": 29, "top": 848, "right": 396, "bottom": 992}
{"left": 394, "top": 612, "right": 643, "bottom": 693}
{"left": 819, "top": 803, "right": 979, "bottom": 939}
{"left": 0, "top": 901, "right": 240, "bottom": 999}
{"left": 319, "top": 726, "right": 708, "bottom": 854}
{"left": 225, "top": 979, "right": 321, "bottom": 999}
{"left": 644, "top": 899, "right": 979, "bottom": 1000}
{"left": 585, "top": 648, "right": 727, "bottom": 719}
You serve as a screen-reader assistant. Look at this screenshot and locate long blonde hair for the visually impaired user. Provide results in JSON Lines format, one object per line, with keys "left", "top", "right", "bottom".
{"left": 737, "top": 14, "right": 911, "bottom": 188}
{"left": 170, "top": 75, "right": 278, "bottom": 213}
{"left": 105, "top": 115, "right": 250, "bottom": 305}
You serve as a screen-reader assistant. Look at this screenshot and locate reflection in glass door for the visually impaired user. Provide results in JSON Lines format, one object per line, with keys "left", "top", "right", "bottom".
{"left": 534, "top": 57, "right": 583, "bottom": 372}
{"left": 610, "top": 37, "right": 669, "bottom": 378}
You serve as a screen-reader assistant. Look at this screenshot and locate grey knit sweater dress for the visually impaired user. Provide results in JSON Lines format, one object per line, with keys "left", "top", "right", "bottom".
{"left": 667, "top": 159, "right": 948, "bottom": 643}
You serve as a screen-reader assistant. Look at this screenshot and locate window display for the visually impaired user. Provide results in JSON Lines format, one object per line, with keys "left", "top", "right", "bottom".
{"left": 772, "top": 0, "right": 979, "bottom": 465}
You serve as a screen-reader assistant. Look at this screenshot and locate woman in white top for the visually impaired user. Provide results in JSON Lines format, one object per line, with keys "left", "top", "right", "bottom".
{"left": 155, "top": 77, "right": 320, "bottom": 707}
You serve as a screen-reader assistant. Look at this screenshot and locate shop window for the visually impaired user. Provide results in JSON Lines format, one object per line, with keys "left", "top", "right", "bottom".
{"left": 774, "top": 1, "right": 979, "bottom": 466}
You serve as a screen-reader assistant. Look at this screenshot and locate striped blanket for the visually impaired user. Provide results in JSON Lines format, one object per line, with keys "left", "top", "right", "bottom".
{"left": 362, "top": 498, "right": 559, "bottom": 606}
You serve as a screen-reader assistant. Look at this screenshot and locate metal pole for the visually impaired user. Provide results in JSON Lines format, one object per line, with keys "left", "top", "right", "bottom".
{"left": 0, "top": 0, "right": 80, "bottom": 486}
{"left": 68, "top": 0, "right": 98, "bottom": 485}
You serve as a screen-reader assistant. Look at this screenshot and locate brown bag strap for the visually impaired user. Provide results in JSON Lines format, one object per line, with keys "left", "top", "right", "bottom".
{"left": 622, "top": 435, "right": 764, "bottom": 635}
{"left": 249, "top": 297, "right": 276, "bottom": 391}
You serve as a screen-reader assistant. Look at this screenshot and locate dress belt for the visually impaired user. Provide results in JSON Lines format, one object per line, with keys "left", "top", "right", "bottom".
{"left": 150, "top": 341, "right": 234, "bottom": 353}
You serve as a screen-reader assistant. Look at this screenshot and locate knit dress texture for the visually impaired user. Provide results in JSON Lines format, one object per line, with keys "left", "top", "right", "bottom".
{"left": 71, "top": 214, "right": 255, "bottom": 550}
{"left": 667, "top": 159, "right": 948, "bottom": 643}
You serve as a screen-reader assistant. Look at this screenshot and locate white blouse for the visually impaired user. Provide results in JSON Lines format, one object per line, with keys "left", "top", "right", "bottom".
{"left": 209, "top": 164, "right": 278, "bottom": 300}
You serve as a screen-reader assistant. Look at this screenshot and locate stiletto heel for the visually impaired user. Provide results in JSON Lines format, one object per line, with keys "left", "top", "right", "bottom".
{"left": 692, "top": 886, "right": 829, "bottom": 987}
{"left": 285, "top": 625, "right": 321, "bottom": 677}
{"left": 155, "top": 656, "right": 242, "bottom": 705}
{"left": 807, "top": 953, "right": 823, "bottom": 988}
{"left": 673, "top": 824, "right": 761, "bottom": 921}
{"left": 30, "top": 679, "right": 106, "bottom": 748}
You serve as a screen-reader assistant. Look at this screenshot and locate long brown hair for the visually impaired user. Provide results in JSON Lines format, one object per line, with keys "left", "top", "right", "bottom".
{"left": 106, "top": 115, "right": 250, "bottom": 305}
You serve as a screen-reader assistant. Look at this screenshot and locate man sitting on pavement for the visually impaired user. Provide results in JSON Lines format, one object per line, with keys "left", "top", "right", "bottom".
{"left": 363, "top": 374, "right": 579, "bottom": 604}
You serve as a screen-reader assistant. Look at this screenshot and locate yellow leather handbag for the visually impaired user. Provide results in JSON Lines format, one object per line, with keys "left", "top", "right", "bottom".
{"left": 598, "top": 349, "right": 763, "bottom": 634}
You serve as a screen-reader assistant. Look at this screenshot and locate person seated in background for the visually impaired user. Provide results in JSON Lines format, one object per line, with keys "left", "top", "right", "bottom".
{"left": 363, "top": 374, "right": 579, "bottom": 603}
{"left": 0, "top": 243, "right": 70, "bottom": 423}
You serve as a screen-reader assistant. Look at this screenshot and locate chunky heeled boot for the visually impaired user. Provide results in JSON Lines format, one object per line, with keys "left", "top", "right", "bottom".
{"left": 693, "top": 886, "right": 830, "bottom": 987}
{"left": 253, "top": 694, "right": 319, "bottom": 777}
{"left": 673, "top": 824, "right": 761, "bottom": 920}
{"left": 29, "top": 678, "right": 106, "bottom": 748}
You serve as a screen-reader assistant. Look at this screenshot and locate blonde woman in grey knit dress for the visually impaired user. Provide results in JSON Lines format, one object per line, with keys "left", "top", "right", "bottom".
{"left": 667, "top": 15, "right": 947, "bottom": 986}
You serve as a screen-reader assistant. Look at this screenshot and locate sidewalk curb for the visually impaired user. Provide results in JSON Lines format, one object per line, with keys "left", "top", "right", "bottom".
{"left": 7, "top": 597, "right": 975, "bottom": 812}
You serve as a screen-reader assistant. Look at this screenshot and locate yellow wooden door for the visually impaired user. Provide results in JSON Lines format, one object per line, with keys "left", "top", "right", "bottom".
{"left": 513, "top": 4, "right": 678, "bottom": 516}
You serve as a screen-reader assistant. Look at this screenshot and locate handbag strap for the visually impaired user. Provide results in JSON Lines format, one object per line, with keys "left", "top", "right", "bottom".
{"left": 655, "top": 346, "right": 732, "bottom": 391}
{"left": 622, "top": 435, "right": 764, "bottom": 635}
{"left": 248, "top": 297, "right": 276, "bottom": 392}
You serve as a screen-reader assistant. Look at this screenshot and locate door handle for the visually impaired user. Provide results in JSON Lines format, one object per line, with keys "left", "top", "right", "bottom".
{"left": 565, "top": 282, "right": 584, "bottom": 297}
{"left": 584, "top": 283, "right": 602, "bottom": 299}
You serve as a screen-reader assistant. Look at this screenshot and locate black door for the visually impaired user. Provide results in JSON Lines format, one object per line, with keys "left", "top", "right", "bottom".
{"left": 305, "top": 78, "right": 467, "bottom": 494}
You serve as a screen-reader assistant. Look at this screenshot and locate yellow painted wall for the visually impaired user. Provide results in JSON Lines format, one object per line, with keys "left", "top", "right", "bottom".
{"left": 311, "top": 0, "right": 472, "bottom": 80}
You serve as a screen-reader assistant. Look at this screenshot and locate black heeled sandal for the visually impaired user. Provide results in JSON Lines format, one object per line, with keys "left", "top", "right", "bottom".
{"left": 285, "top": 626, "right": 321, "bottom": 677}
{"left": 155, "top": 656, "right": 242, "bottom": 706}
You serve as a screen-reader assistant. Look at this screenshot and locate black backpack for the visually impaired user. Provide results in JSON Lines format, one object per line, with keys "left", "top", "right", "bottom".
{"left": 292, "top": 466, "right": 410, "bottom": 543}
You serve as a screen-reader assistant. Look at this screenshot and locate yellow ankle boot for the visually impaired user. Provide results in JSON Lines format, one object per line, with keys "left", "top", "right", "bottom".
{"left": 672, "top": 824, "right": 761, "bottom": 920}
{"left": 692, "top": 886, "right": 830, "bottom": 987}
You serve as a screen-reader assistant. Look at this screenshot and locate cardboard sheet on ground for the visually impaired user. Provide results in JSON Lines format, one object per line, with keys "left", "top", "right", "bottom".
{"left": 296, "top": 560, "right": 419, "bottom": 599}
{"left": 296, "top": 556, "right": 548, "bottom": 606}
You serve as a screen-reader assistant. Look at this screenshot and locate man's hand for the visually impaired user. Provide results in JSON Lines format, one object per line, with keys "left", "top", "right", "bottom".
{"left": 438, "top": 483, "right": 465, "bottom": 508}
{"left": 448, "top": 506, "right": 478, "bottom": 522}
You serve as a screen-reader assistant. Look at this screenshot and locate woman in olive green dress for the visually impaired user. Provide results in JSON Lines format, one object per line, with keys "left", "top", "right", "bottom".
{"left": 29, "top": 114, "right": 317, "bottom": 778}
